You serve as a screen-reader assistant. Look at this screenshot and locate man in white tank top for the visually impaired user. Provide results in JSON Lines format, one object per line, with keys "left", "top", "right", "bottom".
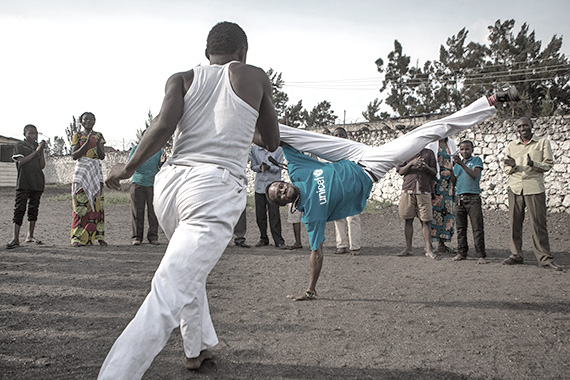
{"left": 101, "top": 22, "right": 279, "bottom": 379}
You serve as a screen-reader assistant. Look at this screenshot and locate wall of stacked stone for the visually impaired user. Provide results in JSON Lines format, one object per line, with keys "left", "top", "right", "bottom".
{"left": 46, "top": 152, "right": 262, "bottom": 194}
{"left": 343, "top": 114, "right": 570, "bottom": 214}
{"left": 44, "top": 114, "right": 570, "bottom": 213}
{"left": 44, "top": 152, "right": 132, "bottom": 186}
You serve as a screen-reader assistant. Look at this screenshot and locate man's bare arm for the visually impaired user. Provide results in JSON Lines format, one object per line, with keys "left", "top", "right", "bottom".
{"left": 17, "top": 141, "right": 45, "bottom": 167}
{"left": 229, "top": 64, "right": 279, "bottom": 151}
{"left": 106, "top": 72, "right": 188, "bottom": 189}
{"left": 424, "top": 164, "right": 437, "bottom": 177}
{"left": 455, "top": 158, "right": 481, "bottom": 180}
{"left": 71, "top": 132, "right": 92, "bottom": 161}
{"left": 38, "top": 142, "right": 46, "bottom": 169}
{"left": 252, "top": 88, "right": 280, "bottom": 151}
{"left": 398, "top": 157, "right": 421, "bottom": 176}
{"left": 126, "top": 73, "right": 186, "bottom": 171}
{"left": 96, "top": 136, "right": 105, "bottom": 160}
{"left": 287, "top": 243, "right": 324, "bottom": 301}
{"left": 308, "top": 243, "right": 324, "bottom": 292}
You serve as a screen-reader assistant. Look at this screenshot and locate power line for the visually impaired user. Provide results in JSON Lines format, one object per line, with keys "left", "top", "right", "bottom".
{"left": 285, "top": 62, "right": 568, "bottom": 84}
{"left": 282, "top": 62, "right": 570, "bottom": 91}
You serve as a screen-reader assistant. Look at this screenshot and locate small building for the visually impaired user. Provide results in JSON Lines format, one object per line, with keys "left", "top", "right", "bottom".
{"left": 0, "top": 135, "right": 21, "bottom": 187}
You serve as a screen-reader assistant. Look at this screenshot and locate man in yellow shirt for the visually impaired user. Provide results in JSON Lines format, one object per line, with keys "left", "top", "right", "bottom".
{"left": 503, "top": 117, "right": 562, "bottom": 270}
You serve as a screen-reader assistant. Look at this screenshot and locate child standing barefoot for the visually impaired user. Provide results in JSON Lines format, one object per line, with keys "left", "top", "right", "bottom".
{"left": 6, "top": 124, "right": 46, "bottom": 249}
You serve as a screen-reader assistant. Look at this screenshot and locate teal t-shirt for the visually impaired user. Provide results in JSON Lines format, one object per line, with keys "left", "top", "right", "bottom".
{"left": 283, "top": 145, "right": 373, "bottom": 251}
{"left": 129, "top": 145, "right": 163, "bottom": 187}
{"left": 453, "top": 155, "right": 483, "bottom": 195}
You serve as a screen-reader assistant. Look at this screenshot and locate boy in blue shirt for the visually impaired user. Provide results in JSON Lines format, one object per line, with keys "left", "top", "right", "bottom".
{"left": 451, "top": 140, "right": 486, "bottom": 264}
{"left": 267, "top": 87, "right": 519, "bottom": 300}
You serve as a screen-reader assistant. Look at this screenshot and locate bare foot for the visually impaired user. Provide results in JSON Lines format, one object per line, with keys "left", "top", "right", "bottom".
{"left": 286, "top": 289, "right": 316, "bottom": 301}
{"left": 397, "top": 250, "right": 413, "bottom": 256}
{"left": 98, "top": 240, "right": 108, "bottom": 246}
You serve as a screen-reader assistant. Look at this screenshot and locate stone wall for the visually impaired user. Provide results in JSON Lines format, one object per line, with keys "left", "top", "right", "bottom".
{"left": 345, "top": 114, "right": 570, "bottom": 214}
{"left": 0, "top": 162, "right": 17, "bottom": 187}
{"left": 45, "top": 152, "right": 259, "bottom": 192}
{"left": 44, "top": 114, "right": 570, "bottom": 213}
{"left": 44, "top": 152, "right": 132, "bottom": 185}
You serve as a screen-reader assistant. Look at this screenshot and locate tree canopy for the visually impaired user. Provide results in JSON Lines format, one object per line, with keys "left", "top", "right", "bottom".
{"left": 62, "top": 19, "right": 567, "bottom": 152}
{"left": 266, "top": 18, "right": 568, "bottom": 129}
{"left": 376, "top": 19, "right": 570, "bottom": 117}
{"left": 266, "top": 69, "right": 337, "bottom": 129}
{"left": 65, "top": 116, "right": 80, "bottom": 153}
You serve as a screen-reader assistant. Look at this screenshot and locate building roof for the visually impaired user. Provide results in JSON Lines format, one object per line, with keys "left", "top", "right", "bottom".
{"left": 0, "top": 135, "right": 22, "bottom": 144}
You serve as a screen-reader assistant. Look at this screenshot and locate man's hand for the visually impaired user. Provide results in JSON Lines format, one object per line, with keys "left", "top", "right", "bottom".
{"left": 37, "top": 140, "right": 46, "bottom": 151}
{"left": 105, "top": 163, "right": 130, "bottom": 190}
{"left": 452, "top": 154, "right": 463, "bottom": 166}
{"left": 526, "top": 153, "right": 534, "bottom": 167}
{"left": 261, "top": 162, "right": 270, "bottom": 172}
{"left": 411, "top": 156, "right": 424, "bottom": 169}
{"left": 441, "top": 160, "right": 453, "bottom": 170}
{"left": 504, "top": 155, "right": 516, "bottom": 167}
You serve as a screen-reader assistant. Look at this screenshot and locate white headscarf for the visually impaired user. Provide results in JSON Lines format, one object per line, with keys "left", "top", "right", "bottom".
{"left": 426, "top": 138, "right": 457, "bottom": 179}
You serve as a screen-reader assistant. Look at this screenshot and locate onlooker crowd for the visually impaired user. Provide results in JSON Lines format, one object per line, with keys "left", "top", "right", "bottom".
{"left": 6, "top": 116, "right": 563, "bottom": 274}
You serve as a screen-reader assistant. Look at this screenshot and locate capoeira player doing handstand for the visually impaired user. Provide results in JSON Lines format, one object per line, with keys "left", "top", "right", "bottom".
{"left": 266, "top": 86, "right": 520, "bottom": 301}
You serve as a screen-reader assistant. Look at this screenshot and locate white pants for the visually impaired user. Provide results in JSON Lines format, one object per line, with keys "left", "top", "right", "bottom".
{"left": 279, "top": 97, "right": 496, "bottom": 180}
{"left": 98, "top": 163, "right": 247, "bottom": 380}
{"left": 334, "top": 215, "right": 361, "bottom": 250}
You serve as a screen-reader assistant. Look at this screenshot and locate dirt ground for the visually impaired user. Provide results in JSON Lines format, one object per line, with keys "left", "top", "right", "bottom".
{"left": 1, "top": 184, "right": 569, "bottom": 380}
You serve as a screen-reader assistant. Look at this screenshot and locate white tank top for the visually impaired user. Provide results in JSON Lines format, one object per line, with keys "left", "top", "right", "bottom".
{"left": 169, "top": 61, "right": 259, "bottom": 180}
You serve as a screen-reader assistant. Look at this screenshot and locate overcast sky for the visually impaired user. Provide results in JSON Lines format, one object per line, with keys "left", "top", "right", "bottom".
{"left": 2, "top": 0, "right": 569, "bottom": 148}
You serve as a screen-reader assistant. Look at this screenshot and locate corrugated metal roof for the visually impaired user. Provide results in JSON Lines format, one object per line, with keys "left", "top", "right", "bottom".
{"left": 0, "top": 135, "right": 22, "bottom": 144}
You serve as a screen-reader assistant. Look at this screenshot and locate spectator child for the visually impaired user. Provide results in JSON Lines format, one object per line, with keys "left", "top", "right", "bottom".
{"left": 450, "top": 140, "right": 486, "bottom": 264}
{"left": 6, "top": 124, "right": 46, "bottom": 249}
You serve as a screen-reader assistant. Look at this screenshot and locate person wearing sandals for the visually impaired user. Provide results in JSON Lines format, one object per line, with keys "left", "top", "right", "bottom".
{"left": 332, "top": 127, "right": 362, "bottom": 256}
{"left": 233, "top": 209, "right": 250, "bottom": 248}
{"left": 397, "top": 148, "right": 438, "bottom": 259}
{"left": 502, "top": 117, "right": 562, "bottom": 271}
{"left": 251, "top": 145, "right": 288, "bottom": 249}
{"left": 427, "top": 137, "right": 457, "bottom": 253}
{"left": 70, "top": 112, "right": 108, "bottom": 247}
{"left": 449, "top": 140, "right": 487, "bottom": 264}
{"left": 266, "top": 85, "right": 520, "bottom": 301}
{"left": 287, "top": 203, "right": 304, "bottom": 250}
{"left": 6, "top": 124, "right": 46, "bottom": 249}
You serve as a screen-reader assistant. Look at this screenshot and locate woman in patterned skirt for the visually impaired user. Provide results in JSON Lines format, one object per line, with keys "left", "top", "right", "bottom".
{"left": 429, "top": 138, "right": 456, "bottom": 253}
{"left": 70, "top": 112, "right": 107, "bottom": 246}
